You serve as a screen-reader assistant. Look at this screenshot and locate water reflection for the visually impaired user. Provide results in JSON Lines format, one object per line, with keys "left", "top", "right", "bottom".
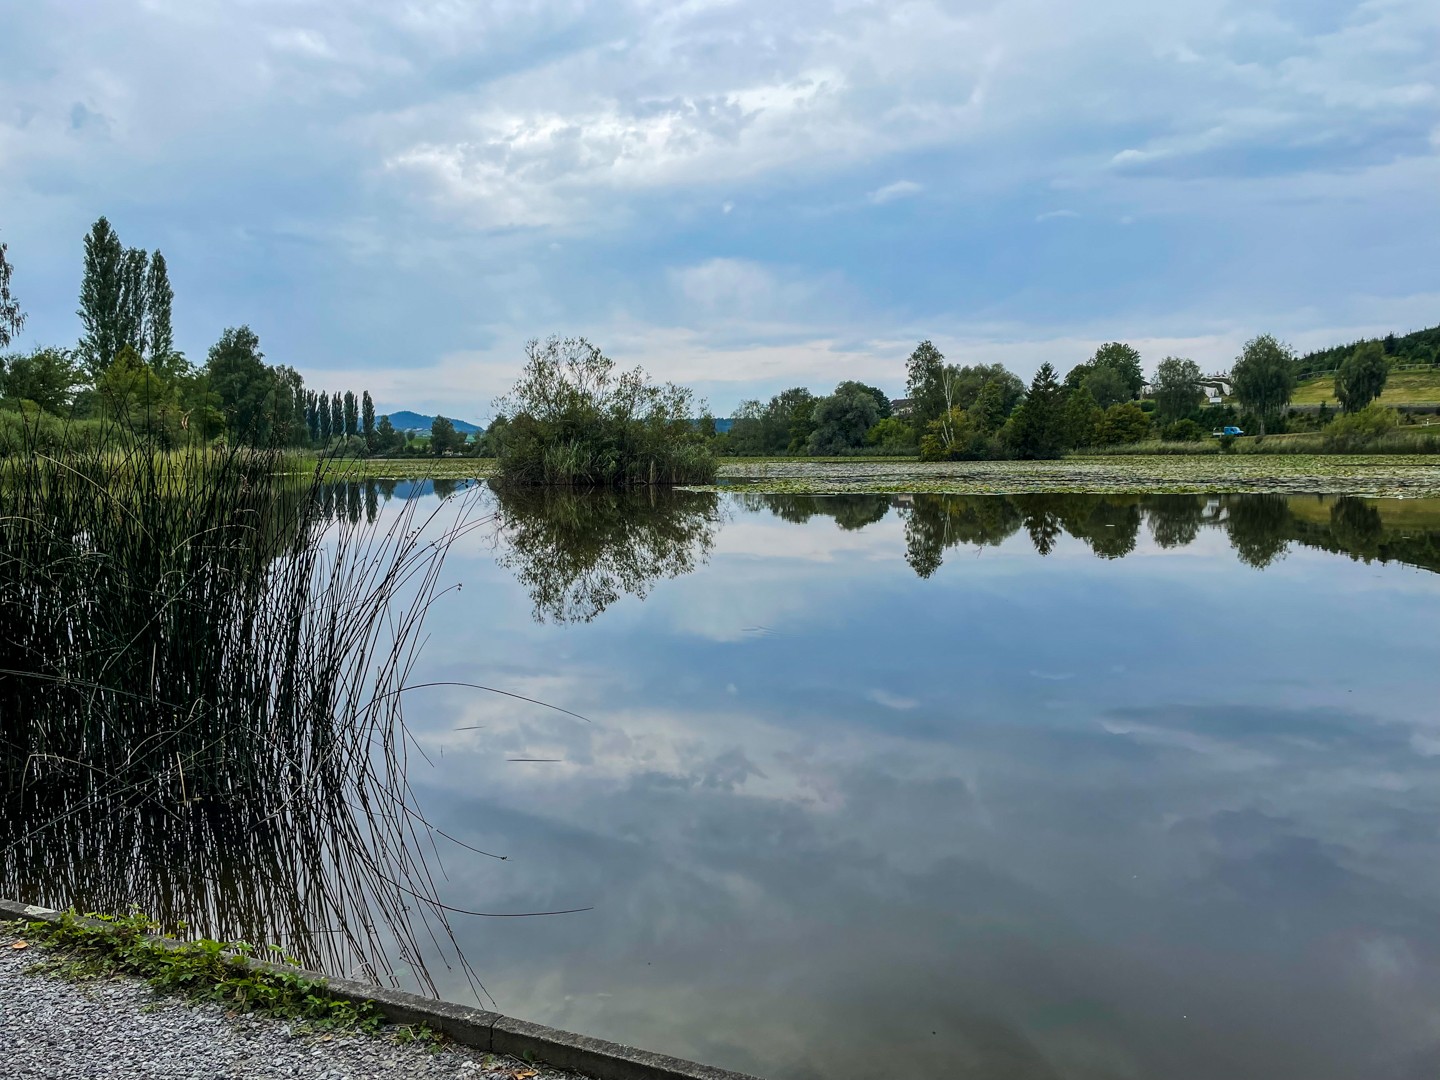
{"left": 489, "top": 484, "right": 722, "bottom": 623}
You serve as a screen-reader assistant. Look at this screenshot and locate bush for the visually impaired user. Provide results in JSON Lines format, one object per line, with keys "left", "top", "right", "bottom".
{"left": 1097, "top": 402, "right": 1152, "bottom": 445}
{"left": 493, "top": 337, "right": 716, "bottom": 487}
{"left": 1323, "top": 404, "right": 1401, "bottom": 451}
{"left": 1161, "top": 419, "right": 1205, "bottom": 442}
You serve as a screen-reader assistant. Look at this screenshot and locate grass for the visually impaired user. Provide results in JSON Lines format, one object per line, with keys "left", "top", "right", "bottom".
{"left": 12, "top": 910, "right": 388, "bottom": 1033}
{"left": 1291, "top": 369, "right": 1440, "bottom": 407}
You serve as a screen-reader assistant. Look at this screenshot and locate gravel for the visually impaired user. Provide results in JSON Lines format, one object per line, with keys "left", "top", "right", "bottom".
{"left": 0, "top": 930, "right": 582, "bottom": 1080}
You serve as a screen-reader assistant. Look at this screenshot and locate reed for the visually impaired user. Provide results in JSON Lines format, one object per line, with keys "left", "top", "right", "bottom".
{"left": 0, "top": 428, "right": 484, "bottom": 994}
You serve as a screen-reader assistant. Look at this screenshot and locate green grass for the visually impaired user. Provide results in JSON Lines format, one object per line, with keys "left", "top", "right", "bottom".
{"left": 1291, "top": 369, "right": 1440, "bottom": 407}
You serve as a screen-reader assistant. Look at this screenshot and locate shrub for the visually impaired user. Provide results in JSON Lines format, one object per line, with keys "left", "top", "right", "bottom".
{"left": 1097, "top": 402, "right": 1152, "bottom": 445}
{"left": 1161, "top": 419, "right": 1205, "bottom": 442}
{"left": 493, "top": 337, "right": 716, "bottom": 487}
{"left": 1323, "top": 403, "right": 1401, "bottom": 451}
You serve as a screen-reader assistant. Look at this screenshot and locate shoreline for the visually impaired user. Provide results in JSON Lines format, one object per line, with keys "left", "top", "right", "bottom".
{"left": 1, "top": 901, "right": 763, "bottom": 1080}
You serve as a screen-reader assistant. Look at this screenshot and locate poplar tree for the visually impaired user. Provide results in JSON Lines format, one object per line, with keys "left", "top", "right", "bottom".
{"left": 343, "top": 390, "right": 358, "bottom": 437}
{"left": 305, "top": 390, "right": 321, "bottom": 443}
{"left": 145, "top": 251, "right": 177, "bottom": 373}
{"left": 330, "top": 392, "right": 343, "bottom": 441}
{"left": 318, "top": 392, "right": 333, "bottom": 442}
{"left": 78, "top": 217, "right": 126, "bottom": 378}
{"left": 361, "top": 391, "right": 376, "bottom": 446}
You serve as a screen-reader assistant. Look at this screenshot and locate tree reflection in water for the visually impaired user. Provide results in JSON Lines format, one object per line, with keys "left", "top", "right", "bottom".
{"left": 490, "top": 483, "right": 722, "bottom": 624}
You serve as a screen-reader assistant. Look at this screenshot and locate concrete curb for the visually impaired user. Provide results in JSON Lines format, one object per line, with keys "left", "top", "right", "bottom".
{"left": 0, "top": 899, "right": 764, "bottom": 1080}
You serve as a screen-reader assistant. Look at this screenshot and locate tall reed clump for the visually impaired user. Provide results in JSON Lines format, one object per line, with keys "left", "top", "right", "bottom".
{"left": 0, "top": 426, "right": 483, "bottom": 993}
{"left": 490, "top": 336, "right": 717, "bottom": 487}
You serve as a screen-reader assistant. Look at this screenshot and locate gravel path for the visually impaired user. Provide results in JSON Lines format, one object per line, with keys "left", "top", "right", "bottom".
{"left": 0, "top": 929, "right": 581, "bottom": 1080}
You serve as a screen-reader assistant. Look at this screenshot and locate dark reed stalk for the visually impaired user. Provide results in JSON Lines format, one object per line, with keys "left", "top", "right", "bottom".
{"left": 0, "top": 428, "right": 486, "bottom": 995}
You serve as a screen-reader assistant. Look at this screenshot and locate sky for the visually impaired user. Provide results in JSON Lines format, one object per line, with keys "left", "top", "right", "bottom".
{"left": 1, "top": 0, "right": 1437, "bottom": 420}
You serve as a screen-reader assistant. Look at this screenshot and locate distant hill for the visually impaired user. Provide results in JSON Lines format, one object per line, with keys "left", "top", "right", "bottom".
{"left": 381, "top": 411, "right": 482, "bottom": 434}
{"left": 1297, "top": 323, "right": 1440, "bottom": 377}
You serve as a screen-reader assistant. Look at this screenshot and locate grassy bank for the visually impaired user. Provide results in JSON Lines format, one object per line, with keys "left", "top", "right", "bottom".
{"left": 1292, "top": 369, "right": 1440, "bottom": 407}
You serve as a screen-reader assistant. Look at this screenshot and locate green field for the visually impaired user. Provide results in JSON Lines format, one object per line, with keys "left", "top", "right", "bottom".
{"left": 322, "top": 454, "right": 1440, "bottom": 497}
{"left": 1291, "top": 369, "right": 1440, "bottom": 407}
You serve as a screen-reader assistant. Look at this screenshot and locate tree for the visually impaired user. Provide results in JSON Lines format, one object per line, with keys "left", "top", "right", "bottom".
{"left": 905, "top": 340, "right": 948, "bottom": 429}
{"left": 98, "top": 344, "right": 181, "bottom": 441}
{"left": 144, "top": 251, "right": 179, "bottom": 375}
{"left": 1152, "top": 356, "right": 1203, "bottom": 422}
{"left": 971, "top": 379, "right": 1011, "bottom": 434}
{"left": 330, "top": 393, "right": 343, "bottom": 442}
{"left": 1080, "top": 365, "right": 1130, "bottom": 409}
{"left": 1097, "top": 402, "right": 1152, "bottom": 444}
{"left": 948, "top": 364, "right": 1024, "bottom": 414}
{"left": 1334, "top": 342, "right": 1389, "bottom": 413}
{"left": 376, "top": 414, "right": 396, "bottom": 453}
{"left": 430, "top": 415, "right": 458, "bottom": 455}
{"left": 318, "top": 391, "right": 333, "bottom": 442}
{"left": 0, "top": 228, "right": 24, "bottom": 349}
{"left": 1231, "top": 334, "right": 1297, "bottom": 436}
{"left": 807, "top": 384, "right": 881, "bottom": 455}
{"left": 1006, "top": 363, "right": 1065, "bottom": 459}
{"left": 1060, "top": 386, "right": 1103, "bottom": 448}
{"left": 1090, "top": 342, "right": 1144, "bottom": 400}
{"left": 117, "top": 246, "right": 149, "bottom": 360}
{"left": 204, "top": 326, "right": 271, "bottom": 445}
{"left": 835, "top": 380, "right": 891, "bottom": 420}
{"left": 361, "top": 391, "right": 376, "bottom": 448}
{"left": 343, "top": 391, "right": 358, "bottom": 437}
{"left": 77, "top": 217, "right": 126, "bottom": 379}
{"left": 305, "top": 390, "right": 320, "bottom": 443}
{"left": 1, "top": 346, "right": 81, "bottom": 413}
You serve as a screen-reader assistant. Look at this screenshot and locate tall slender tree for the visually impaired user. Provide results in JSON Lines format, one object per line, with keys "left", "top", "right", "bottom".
{"left": 305, "top": 390, "right": 321, "bottom": 443}
{"left": 1007, "top": 363, "right": 1065, "bottom": 459}
{"left": 77, "top": 217, "right": 126, "bottom": 378}
{"left": 318, "top": 391, "right": 333, "bottom": 442}
{"left": 144, "top": 250, "right": 177, "bottom": 373}
{"left": 117, "top": 246, "right": 149, "bottom": 358}
{"left": 0, "top": 228, "right": 24, "bottom": 348}
{"left": 361, "top": 391, "right": 376, "bottom": 447}
{"left": 330, "top": 392, "right": 344, "bottom": 441}
{"left": 343, "top": 391, "right": 358, "bottom": 437}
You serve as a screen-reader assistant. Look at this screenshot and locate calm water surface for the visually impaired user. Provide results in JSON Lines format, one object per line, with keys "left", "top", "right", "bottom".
{"left": 394, "top": 489, "right": 1440, "bottom": 1080}
{"left": 12, "top": 487, "right": 1440, "bottom": 1080}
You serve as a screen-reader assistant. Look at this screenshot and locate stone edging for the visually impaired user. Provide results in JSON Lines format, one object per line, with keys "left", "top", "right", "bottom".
{"left": 0, "top": 899, "right": 764, "bottom": 1080}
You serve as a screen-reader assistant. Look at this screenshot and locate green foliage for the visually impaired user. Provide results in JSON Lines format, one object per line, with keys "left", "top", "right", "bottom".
{"left": 864, "top": 416, "right": 916, "bottom": 452}
{"left": 1060, "top": 387, "right": 1103, "bottom": 448}
{"left": 1097, "top": 401, "right": 1152, "bottom": 445}
{"left": 1005, "top": 363, "right": 1066, "bottom": 459}
{"left": 429, "top": 415, "right": 460, "bottom": 455}
{"left": 1334, "top": 341, "right": 1389, "bottom": 413}
{"left": 835, "top": 380, "right": 892, "bottom": 420}
{"left": 343, "top": 391, "right": 359, "bottom": 438}
{"left": 0, "top": 228, "right": 24, "bottom": 349}
{"left": 1323, "top": 403, "right": 1401, "bottom": 451}
{"left": 205, "top": 326, "right": 274, "bottom": 444}
{"left": 808, "top": 383, "right": 881, "bottom": 454}
{"left": 1161, "top": 418, "right": 1206, "bottom": 442}
{"left": 361, "top": 391, "right": 376, "bottom": 448}
{"left": 1, "top": 346, "right": 81, "bottom": 413}
{"left": 97, "top": 345, "right": 184, "bottom": 444}
{"left": 1295, "top": 322, "right": 1440, "bottom": 377}
{"left": 1090, "top": 342, "right": 1145, "bottom": 399}
{"left": 1231, "top": 333, "right": 1297, "bottom": 435}
{"left": 493, "top": 336, "right": 716, "bottom": 486}
{"left": 1153, "top": 356, "right": 1204, "bottom": 422}
{"left": 330, "top": 393, "right": 343, "bottom": 443}
{"left": 144, "top": 251, "right": 180, "bottom": 376}
{"left": 78, "top": 218, "right": 126, "bottom": 378}
{"left": 905, "top": 340, "right": 948, "bottom": 429}
{"left": 1080, "top": 365, "right": 1130, "bottom": 409}
{"left": 23, "top": 912, "right": 383, "bottom": 1033}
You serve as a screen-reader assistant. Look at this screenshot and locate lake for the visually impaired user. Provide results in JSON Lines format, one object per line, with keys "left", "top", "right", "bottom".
{"left": 9, "top": 486, "right": 1440, "bottom": 1080}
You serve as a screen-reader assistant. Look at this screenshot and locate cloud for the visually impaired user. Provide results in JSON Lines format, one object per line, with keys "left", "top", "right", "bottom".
{"left": 868, "top": 180, "right": 923, "bottom": 205}
{"left": 0, "top": 0, "right": 1436, "bottom": 410}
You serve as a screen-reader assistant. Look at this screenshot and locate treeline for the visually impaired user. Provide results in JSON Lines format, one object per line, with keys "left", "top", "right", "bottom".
{"left": 1296, "top": 324, "right": 1440, "bottom": 378}
{"left": 0, "top": 217, "right": 399, "bottom": 454}
{"left": 718, "top": 341, "right": 1219, "bottom": 459}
